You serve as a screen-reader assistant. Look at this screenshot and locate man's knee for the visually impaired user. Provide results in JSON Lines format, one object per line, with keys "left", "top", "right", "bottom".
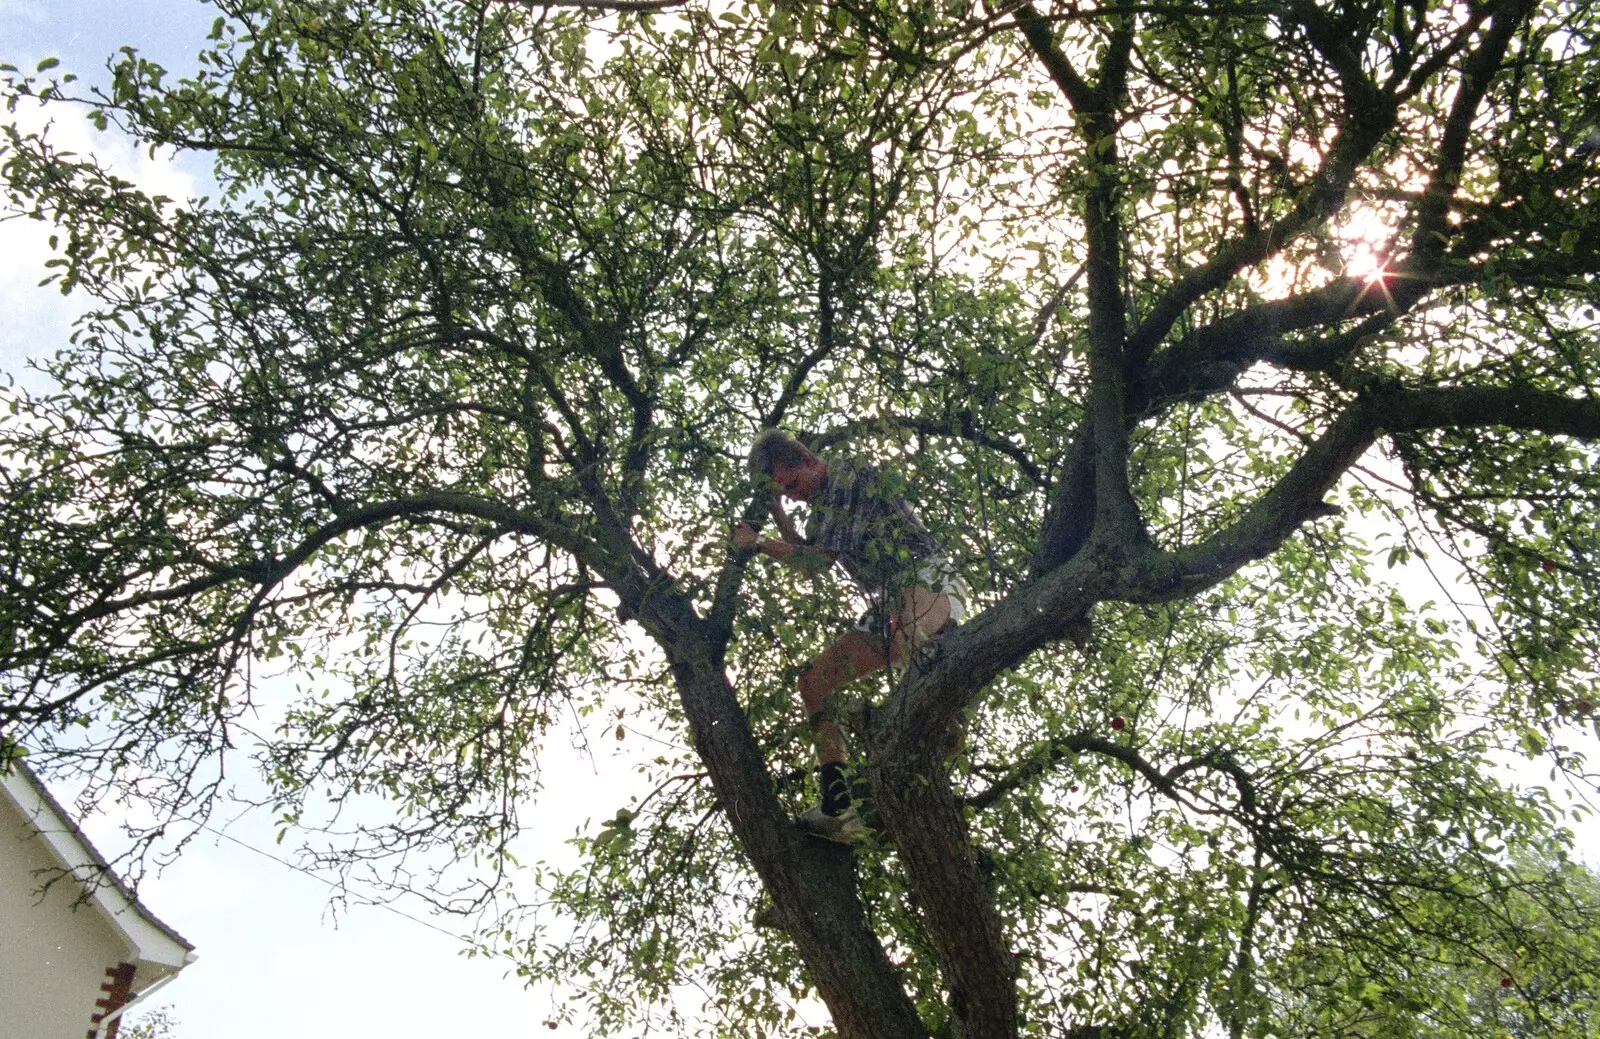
{"left": 899, "top": 588, "right": 950, "bottom": 642}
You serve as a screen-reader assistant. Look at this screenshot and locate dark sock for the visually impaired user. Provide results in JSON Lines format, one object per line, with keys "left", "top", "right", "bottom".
{"left": 819, "top": 762, "right": 850, "bottom": 816}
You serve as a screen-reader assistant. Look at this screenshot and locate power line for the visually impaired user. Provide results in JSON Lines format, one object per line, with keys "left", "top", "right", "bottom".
{"left": 197, "top": 824, "right": 501, "bottom": 954}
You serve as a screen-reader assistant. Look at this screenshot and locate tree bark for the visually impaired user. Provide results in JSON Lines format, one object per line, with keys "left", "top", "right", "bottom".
{"left": 644, "top": 595, "right": 931, "bottom": 1039}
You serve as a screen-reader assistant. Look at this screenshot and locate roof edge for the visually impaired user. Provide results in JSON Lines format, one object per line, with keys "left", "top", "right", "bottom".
{"left": 1, "top": 758, "right": 196, "bottom": 961}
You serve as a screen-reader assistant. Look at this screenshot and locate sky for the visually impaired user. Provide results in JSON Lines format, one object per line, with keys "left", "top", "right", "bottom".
{"left": 0, "top": 9, "right": 648, "bottom": 1036}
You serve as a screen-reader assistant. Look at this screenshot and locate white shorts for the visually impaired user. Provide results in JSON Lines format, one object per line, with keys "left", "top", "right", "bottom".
{"left": 852, "top": 558, "right": 969, "bottom": 640}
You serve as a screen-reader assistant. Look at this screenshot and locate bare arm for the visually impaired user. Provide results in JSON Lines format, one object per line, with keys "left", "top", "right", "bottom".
{"left": 731, "top": 522, "right": 837, "bottom": 574}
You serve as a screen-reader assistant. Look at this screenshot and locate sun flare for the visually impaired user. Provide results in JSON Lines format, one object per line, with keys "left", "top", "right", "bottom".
{"left": 1338, "top": 207, "right": 1396, "bottom": 281}
{"left": 1343, "top": 241, "right": 1389, "bottom": 281}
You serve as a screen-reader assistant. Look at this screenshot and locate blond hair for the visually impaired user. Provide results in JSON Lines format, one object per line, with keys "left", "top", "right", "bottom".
{"left": 746, "top": 429, "right": 813, "bottom": 477}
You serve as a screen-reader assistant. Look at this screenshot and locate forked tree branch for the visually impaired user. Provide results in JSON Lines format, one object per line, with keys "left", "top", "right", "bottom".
{"left": 868, "top": 382, "right": 1600, "bottom": 1026}
{"left": 911, "top": 384, "right": 1600, "bottom": 762}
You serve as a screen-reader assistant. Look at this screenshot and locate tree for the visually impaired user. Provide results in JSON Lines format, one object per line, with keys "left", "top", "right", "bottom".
{"left": 3, "top": 0, "right": 1599, "bottom": 1036}
{"left": 120, "top": 1008, "right": 179, "bottom": 1039}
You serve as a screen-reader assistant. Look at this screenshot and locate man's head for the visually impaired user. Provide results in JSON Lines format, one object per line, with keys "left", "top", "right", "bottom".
{"left": 748, "top": 429, "right": 826, "bottom": 503}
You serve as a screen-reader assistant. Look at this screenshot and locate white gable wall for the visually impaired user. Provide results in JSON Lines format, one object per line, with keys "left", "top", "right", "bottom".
{"left": 0, "top": 788, "right": 136, "bottom": 1039}
{"left": 0, "top": 766, "right": 194, "bottom": 1039}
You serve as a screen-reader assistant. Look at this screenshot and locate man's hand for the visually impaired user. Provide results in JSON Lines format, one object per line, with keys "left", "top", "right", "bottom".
{"left": 731, "top": 521, "right": 761, "bottom": 551}
{"left": 732, "top": 521, "right": 834, "bottom": 572}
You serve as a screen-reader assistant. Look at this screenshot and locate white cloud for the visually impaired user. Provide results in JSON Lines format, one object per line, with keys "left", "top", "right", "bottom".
{"left": 1, "top": 94, "right": 203, "bottom": 379}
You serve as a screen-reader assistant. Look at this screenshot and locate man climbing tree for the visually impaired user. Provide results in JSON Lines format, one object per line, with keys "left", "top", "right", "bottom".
{"left": 4, "top": 0, "right": 1600, "bottom": 1037}
{"left": 732, "top": 429, "right": 968, "bottom": 839}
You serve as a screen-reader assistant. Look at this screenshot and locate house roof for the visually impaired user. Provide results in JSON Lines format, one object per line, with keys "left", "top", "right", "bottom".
{"left": 1, "top": 758, "right": 195, "bottom": 969}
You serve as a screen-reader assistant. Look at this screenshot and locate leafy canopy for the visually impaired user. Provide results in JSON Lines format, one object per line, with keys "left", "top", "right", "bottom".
{"left": 3, "top": 0, "right": 1600, "bottom": 1037}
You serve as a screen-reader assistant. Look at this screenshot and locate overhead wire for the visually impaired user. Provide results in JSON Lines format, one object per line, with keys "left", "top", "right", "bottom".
{"left": 196, "top": 823, "right": 492, "bottom": 951}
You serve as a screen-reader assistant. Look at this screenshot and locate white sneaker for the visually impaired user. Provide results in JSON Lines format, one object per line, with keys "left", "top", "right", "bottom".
{"left": 797, "top": 804, "right": 869, "bottom": 844}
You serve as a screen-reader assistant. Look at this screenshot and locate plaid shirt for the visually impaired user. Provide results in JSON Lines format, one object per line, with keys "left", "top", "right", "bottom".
{"left": 805, "top": 456, "right": 943, "bottom": 593}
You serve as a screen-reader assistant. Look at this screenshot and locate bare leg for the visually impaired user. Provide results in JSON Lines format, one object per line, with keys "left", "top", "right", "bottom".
{"left": 797, "top": 588, "right": 952, "bottom": 765}
{"left": 798, "top": 630, "right": 886, "bottom": 764}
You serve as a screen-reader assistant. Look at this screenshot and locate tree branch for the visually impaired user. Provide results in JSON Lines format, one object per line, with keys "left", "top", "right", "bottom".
{"left": 1029, "top": 424, "right": 1095, "bottom": 579}
{"left": 1410, "top": 0, "right": 1536, "bottom": 261}
{"left": 1010, "top": 3, "right": 1097, "bottom": 112}
{"left": 1125, "top": 101, "right": 1403, "bottom": 370}
{"left": 1172, "top": 383, "right": 1600, "bottom": 597}
{"left": 813, "top": 413, "right": 1047, "bottom": 488}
